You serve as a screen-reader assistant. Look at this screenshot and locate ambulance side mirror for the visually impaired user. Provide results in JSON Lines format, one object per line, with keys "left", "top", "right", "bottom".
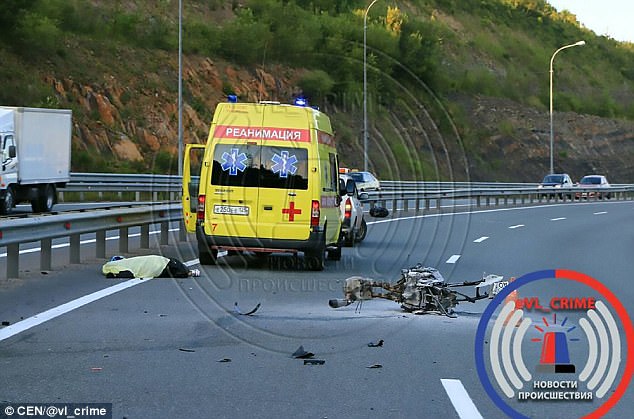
{"left": 339, "top": 178, "right": 347, "bottom": 196}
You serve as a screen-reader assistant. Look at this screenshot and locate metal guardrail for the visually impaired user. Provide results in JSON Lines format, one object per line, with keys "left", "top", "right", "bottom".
{"left": 59, "top": 173, "right": 182, "bottom": 202}
{"left": 362, "top": 186, "right": 634, "bottom": 211}
{"left": 379, "top": 181, "right": 540, "bottom": 190}
{"left": 61, "top": 173, "right": 633, "bottom": 197}
{"left": 0, "top": 204, "right": 183, "bottom": 279}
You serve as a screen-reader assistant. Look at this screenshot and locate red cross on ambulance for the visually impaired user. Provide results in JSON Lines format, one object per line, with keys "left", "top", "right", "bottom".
{"left": 282, "top": 202, "right": 302, "bottom": 222}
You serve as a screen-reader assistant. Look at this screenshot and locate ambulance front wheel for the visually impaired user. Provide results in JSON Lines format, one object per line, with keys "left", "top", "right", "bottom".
{"left": 199, "top": 245, "right": 218, "bottom": 265}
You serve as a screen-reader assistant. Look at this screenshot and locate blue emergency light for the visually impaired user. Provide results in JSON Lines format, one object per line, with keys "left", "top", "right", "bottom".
{"left": 294, "top": 97, "right": 308, "bottom": 107}
{"left": 227, "top": 95, "right": 238, "bottom": 103}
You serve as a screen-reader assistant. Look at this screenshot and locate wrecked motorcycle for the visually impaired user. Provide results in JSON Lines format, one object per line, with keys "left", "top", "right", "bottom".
{"left": 328, "top": 264, "right": 507, "bottom": 317}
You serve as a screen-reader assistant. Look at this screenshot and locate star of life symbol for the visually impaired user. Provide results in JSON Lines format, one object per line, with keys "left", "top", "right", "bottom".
{"left": 221, "top": 148, "right": 248, "bottom": 176}
{"left": 271, "top": 151, "right": 298, "bottom": 178}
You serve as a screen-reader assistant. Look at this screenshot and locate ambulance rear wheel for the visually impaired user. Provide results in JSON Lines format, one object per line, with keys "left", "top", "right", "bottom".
{"left": 305, "top": 247, "right": 325, "bottom": 271}
{"left": 327, "top": 245, "right": 342, "bottom": 261}
{"left": 199, "top": 245, "right": 218, "bottom": 265}
{"left": 344, "top": 231, "right": 355, "bottom": 247}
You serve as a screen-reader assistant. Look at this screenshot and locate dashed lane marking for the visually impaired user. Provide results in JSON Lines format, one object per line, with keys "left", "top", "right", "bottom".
{"left": 446, "top": 254, "right": 461, "bottom": 264}
{"left": 473, "top": 236, "right": 489, "bottom": 243}
{"left": 441, "top": 379, "right": 484, "bottom": 419}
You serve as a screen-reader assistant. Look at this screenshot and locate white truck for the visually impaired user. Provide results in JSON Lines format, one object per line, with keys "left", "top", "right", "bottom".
{"left": 0, "top": 107, "right": 72, "bottom": 214}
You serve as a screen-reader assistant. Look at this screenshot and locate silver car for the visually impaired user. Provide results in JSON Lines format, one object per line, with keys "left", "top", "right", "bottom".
{"left": 339, "top": 174, "right": 368, "bottom": 246}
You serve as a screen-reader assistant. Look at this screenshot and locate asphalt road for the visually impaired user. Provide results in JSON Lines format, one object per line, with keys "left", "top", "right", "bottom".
{"left": 0, "top": 200, "right": 632, "bottom": 419}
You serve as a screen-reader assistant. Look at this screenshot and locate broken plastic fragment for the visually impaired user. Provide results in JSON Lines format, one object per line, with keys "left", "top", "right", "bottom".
{"left": 303, "top": 359, "right": 325, "bottom": 365}
{"left": 366, "top": 364, "right": 383, "bottom": 369}
{"left": 233, "top": 302, "right": 261, "bottom": 315}
{"left": 367, "top": 339, "right": 384, "bottom": 348}
{"left": 178, "top": 348, "right": 196, "bottom": 353}
{"left": 292, "top": 345, "right": 315, "bottom": 359}
{"left": 217, "top": 358, "right": 232, "bottom": 363}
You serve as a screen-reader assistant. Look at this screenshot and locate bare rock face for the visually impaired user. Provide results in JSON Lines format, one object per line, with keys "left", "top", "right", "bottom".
{"left": 47, "top": 57, "right": 302, "bottom": 169}
{"left": 457, "top": 95, "right": 634, "bottom": 182}
{"left": 113, "top": 136, "right": 143, "bottom": 161}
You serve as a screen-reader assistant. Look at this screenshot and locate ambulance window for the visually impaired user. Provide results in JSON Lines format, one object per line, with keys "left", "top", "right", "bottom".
{"left": 260, "top": 146, "right": 308, "bottom": 190}
{"left": 211, "top": 143, "right": 260, "bottom": 187}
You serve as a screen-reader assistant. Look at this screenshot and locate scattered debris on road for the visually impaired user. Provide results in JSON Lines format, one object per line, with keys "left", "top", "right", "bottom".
{"left": 178, "top": 348, "right": 196, "bottom": 353}
{"left": 292, "top": 345, "right": 314, "bottom": 359}
{"left": 217, "top": 358, "right": 232, "bottom": 363}
{"left": 367, "top": 339, "right": 384, "bottom": 348}
{"left": 233, "top": 302, "right": 261, "bottom": 316}
{"left": 366, "top": 364, "right": 383, "bottom": 369}
{"left": 329, "top": 264, "right": 506, "bottom": 317}
{"left": 304, "top": 359, "right": 325, "bottom": 366}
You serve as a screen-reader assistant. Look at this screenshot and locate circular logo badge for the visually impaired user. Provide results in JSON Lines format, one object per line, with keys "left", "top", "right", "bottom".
{"left": 475, "top": 269, "right": 634, "bottom": 418}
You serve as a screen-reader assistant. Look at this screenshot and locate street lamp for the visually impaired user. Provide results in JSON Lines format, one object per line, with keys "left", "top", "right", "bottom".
{"left": 363, "top": 0, "right": 379, "bottom": 173}
{"left": 549, "top": 40, "right": 585, "bottom": 174}
{"left": 177, "top": 0, "right": 183, "bottom": 177}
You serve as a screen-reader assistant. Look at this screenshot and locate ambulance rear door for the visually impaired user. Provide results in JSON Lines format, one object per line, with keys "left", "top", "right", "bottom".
{"left": 181, "top": 144, "right": 206, "bottom": 233}
{"left": 206, "top": 105, "right": 264, "bottom": 239}
{"left": 256, "top": 105, "right": 312, "bottom": 241}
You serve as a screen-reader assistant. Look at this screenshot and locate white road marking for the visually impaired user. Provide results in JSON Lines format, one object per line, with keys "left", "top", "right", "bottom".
{"left": 0, "top": 278, "right": 150, "bottom": 342}
{"left": 550, "top": 217, "right": 566, "bottom": 221}
{"left": 508, "top": 224, "right": 524, "bottom": 229}
{"left": 593, "top": 211, "right": 607, "bottom": 215}
{"left": 473, "top": 236, "right": 489, "bottom": 243}
{"left": 446, "top": 254, "right": 461, "bottom": 264}
{"left": 441, "top": 379, "right": 484, "bottom": 419}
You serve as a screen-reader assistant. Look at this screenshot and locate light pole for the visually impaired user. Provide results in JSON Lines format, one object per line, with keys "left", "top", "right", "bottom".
{"left": 549, "top": 40, "right": 585, "bottom": 174}
{"left": 363, "top": 0, "right": 379, "bottom": 173}
{"left": 177, "top": 0, "right": 183, "bottom": 177}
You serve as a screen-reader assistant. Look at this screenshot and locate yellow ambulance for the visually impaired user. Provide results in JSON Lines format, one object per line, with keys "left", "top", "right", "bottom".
{"left": 182, "top": 100, "right": 342, "bottom": 270}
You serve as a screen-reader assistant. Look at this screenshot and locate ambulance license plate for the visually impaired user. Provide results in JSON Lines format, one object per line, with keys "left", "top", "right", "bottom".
{"left": 214, "top": 205, "right": 249, "bottom": 216}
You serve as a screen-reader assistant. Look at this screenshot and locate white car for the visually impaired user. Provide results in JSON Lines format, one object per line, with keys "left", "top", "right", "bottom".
{"left": 538, "top": 173, "right": 574, "bottom": 199}
{"left": 348, "top": 171, "right": 380, "bottom": 191}
{"left": 575, "top": 175, "right": 611, "bottom": 199}
{"left": 339, "top": 174, "right": 368, "bottom": 246}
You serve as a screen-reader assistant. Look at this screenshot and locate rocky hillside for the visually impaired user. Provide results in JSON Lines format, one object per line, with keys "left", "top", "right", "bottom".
{"left": 49, "top": 55, "right": 302, "bottom": 172}
{"left": 1, "top": 0, "right": 633, "bottom": 182}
